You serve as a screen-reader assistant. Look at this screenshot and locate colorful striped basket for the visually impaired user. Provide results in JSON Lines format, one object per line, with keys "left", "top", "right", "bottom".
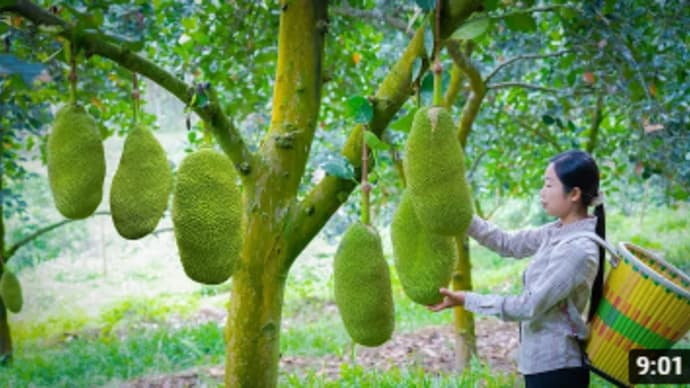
{"left": 557, "top": 232, "right": 690, "bottom": 387}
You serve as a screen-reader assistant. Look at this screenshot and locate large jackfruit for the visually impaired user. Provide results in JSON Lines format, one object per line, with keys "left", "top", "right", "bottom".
{"left": 403, "top": 106, "right": 473, "bottom": 236}
{"left": 47, "top": 105, "right": 106, "bottom": 219}
{"left": 172, "top": 148, "right": 242, "bottom": 284}
{"left": 0, "top": 271, "right": 22, "bottom": 314}
{"left": 392, "top": 192, "right": 458, "bottom": 305}
{"left": 334, "top": 223, "right": 395, "bottom": 346}
{"left": 110, "top": 126, "right": 173, "bottom": 239}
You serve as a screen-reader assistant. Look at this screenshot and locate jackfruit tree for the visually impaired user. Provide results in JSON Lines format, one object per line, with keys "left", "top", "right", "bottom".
{"left": 1, "top": 0, "right": 689, "bottom": 386}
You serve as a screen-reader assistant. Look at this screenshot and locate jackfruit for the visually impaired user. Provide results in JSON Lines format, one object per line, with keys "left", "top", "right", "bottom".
{"left": 110, "top": 126, "right": 173, "bottom": 239}
{"left": 403, "top": 106, "right": 473, "bottom": 236}
{"left": 47, "top": 104, "right": 106, "bottom": 219}
{"left": 0, "top": 271, "right": 22, "bottom": 314}
{"left": 334, "top": 223, "right": 395, "bottom": 346}
{"left": 392, "top": 192, "right": 458, "bottom": 305}
{"left": 172, "top": 147, "right": 242, "bottom": 284}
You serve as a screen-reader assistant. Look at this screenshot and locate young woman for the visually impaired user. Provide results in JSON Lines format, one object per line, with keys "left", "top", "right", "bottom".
{"left": 428, "top": 150, "right": 606, "bottom": 388}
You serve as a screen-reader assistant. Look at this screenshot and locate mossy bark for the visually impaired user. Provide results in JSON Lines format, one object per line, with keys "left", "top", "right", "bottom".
{"left": 224, "top": 212, "right": 288, "bottom": 387}
{"left": 452, "top": 237, "right": 476, "bottom": 370}
{"left": 0, "top": 297, "right": 10, "bottom": 365}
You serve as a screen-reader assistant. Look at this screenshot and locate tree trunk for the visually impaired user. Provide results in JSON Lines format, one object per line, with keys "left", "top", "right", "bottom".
{"left": 0, "top": 296, "right": 11, "bottom": 365}
{"left": 224, "top": 177, "right": 292, "bottom": 388}
{"left": 452, "top": 236, "right": 476, "bottom": 371}
{"left": 224, "top": 257, "right": 286, "bottom": 387}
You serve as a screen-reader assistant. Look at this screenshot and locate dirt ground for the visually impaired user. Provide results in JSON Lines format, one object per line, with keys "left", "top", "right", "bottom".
{"left": 123, "top": 316, "right": 519, "bottom": 387}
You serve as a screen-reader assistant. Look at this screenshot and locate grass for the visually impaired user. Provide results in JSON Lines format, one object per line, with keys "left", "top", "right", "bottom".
{"left": 2, "top": 200, "right": 688, "bottom": 387}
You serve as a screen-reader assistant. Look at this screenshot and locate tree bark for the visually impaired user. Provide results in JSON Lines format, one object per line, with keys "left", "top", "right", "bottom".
{"left": 224, "top": 224, "right": 287, "bottom": 387}
{"left": 452, "top": 237, "right": 476, "bottom": 370}
{"left": 0, "top": 297, "right": 11, "bottom": 365}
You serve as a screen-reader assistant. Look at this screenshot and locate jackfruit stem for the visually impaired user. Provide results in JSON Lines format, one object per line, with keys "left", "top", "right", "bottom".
{"left": 361, "top": 126, "right": 371, "bottom": 225}
{"left": 432, "top": 1, "right": 443, "bottom": 107}
{"left": 68, "top": 42, "right": 77, "bottom": 105}
{"left": 132, "top": 72, "right": 139, "bottom": 125}
{"left": 433, "top": 60, "right": 443, "bottom": 106}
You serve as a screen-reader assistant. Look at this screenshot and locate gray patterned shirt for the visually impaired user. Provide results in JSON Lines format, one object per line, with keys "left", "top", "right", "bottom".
{"left": 463, "top": 215, "right": 599, "bottom": 375}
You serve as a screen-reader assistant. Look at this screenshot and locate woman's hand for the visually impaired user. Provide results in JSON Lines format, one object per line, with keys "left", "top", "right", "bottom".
{"left": 427, "top": 288, "right": 465, "bottom": 312}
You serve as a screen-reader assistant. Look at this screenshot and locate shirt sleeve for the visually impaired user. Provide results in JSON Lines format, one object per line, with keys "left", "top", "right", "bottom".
{"left": 463, "top": 240, "right": 598, "bottom": 321}
{"left": 467, "top": 215, "right": 550, "bottom": 259}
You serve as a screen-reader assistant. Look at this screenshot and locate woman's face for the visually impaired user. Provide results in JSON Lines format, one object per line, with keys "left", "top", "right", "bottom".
{"left": 540, "top": 163, "right": 577, "bottom": 218}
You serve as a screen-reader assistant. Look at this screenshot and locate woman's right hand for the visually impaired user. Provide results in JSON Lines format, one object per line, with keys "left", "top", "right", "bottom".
{"left": 427, "top": 288, "right": 465, "bottom": 312}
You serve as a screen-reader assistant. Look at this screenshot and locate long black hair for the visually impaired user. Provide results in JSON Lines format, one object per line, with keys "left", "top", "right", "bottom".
{"left": 550, "top": 150, "right": 605, "bottom": 322}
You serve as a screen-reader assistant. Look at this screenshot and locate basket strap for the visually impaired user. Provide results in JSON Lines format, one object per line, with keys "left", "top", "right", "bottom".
{"left": 552, "top": 231, "right": 621, "bottom": 267}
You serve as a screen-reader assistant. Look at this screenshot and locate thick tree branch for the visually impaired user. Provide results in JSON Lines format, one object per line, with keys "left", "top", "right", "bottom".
{"left": 260, "top": 1, "right": 327, "bottom": 199}
{"left": 484, "top": 49, "right": 573, "bottom": 84}
{"left": 2, "top": 0, "right": 256, "bottom": 180}
{"left": 332, "top": 3, "right": 413, "bottom": 38}
{"left": 283, "top": 0, "right": 484, "bottom": 268}
{"left": 4, "top": 211, "right": 110, "bottom": 261}
{"left": 447, "top": 40, "right": 485, "bottom": 148}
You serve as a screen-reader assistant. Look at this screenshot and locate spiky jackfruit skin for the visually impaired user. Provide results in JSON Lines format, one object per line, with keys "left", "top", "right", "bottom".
{"left": 403, "top": 106, "right": 473, "bottom": 236}
{"left": 47, "top": 105, "right": 106, "bottom": 219}
{"left": 172, "top": 148, "right": 242, "bottom": 285}
{"left": 334, "top": 223, "right": 395, "bottom": 346}
{"left": 392, "top": 192, "right": 458, "bottom": 305}
{"left": 0, "top": 271, "right": 22, "bottom": 313}
{"left": 110, "top": 126, "right": 173, "bottom": 239}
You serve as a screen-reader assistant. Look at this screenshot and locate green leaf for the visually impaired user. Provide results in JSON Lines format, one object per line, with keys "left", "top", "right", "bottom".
{"left": 542, "top": 114, "right": 555, "bottom": 125}
{"left": 346, "top": 95, "right": 373, "bottom": 124}
{"left": 504, "top": 14, "right": 537, "bottom": 32}
{"left": 389, "top": 108, "right": 418, "bottom": 133}
{"left": 424, "top": 24, "right": 434, "bottom": 60}
{"left": 322, "top": 157, "right": 355, "bottom": 181}
{"left": 420, "top": 73, "right": 434, "bottom": 104}
{"left": 412, "top": 57, "right": 424, "bottom": 82}
{"left": 364, "top": 131, "right": 388, "bottom": 151}
{"left": 451, "top": 18, "right": 491, "bottom": 40}
{"left": 415, "top": 0, "right": 437, "bottom": 12}
{"left": 484, "top": 0, "right": 501, "bottom": 11}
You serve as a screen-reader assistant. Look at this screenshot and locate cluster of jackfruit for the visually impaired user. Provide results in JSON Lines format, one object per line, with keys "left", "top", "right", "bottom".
{"left": 334, "top": 223, "right": 395, "bottom": 346}
{"left": 389, "top": 106, "right": 473, "bottom": 306}
{"left": 403, "top": 107, "right": 473, "bottom": 236}
{"left": 110, "top": 126, "right": 173, "bottom": 239}
{"left": 172, "top": 147, "right": 242, "bottom": 285}
{"left": 0, "top": 271, "right": 22, "bottom": 314}
{"left": 391, "top": 192, "right": 458, "bottom": 305}
{"left": 47, "top": 104, "right": 106, "bottom": 219}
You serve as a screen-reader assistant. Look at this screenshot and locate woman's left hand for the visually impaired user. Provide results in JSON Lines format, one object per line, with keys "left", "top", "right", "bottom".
{"left": 427, "top": 288, "right": 465, "bottom": 312}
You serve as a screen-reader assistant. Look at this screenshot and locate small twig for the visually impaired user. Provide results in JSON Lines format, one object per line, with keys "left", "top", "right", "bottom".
{"left": 331, "top": 4, "right": 413, "bottom": 38}
{"left": 484, "top": 50, "right": 573, "bottom": 84}
{"left": 490, "top": 4, "right": 578, "bottom": 18}
{"left": 4, "top": 211, "right": 111, "bottom": 261}
{"left": 486, "top": 82, "right": 560, "bottom": 94}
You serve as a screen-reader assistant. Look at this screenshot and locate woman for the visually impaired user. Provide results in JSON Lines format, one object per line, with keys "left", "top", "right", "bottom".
{"left": 428, "top": 150, "right": 606, "bottom": 388}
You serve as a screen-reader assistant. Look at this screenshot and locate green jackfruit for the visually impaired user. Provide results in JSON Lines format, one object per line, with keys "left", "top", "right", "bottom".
{"left": 334, "top": 223, "right": 395, "bottom": 346}
{"left": 110, "top": 126, "right": 173, "bottom": 239}
{"left": 172, "top": 148, "right": 242, "bottom": 284}
{"left": 392, "top": 192, "right": 458, "bottom": 305}
{"left": 47, "top": 104, "right": 106, "bottom": 219}
{"left": 0, "top": 271, "right": 22, "bottom": 314}
{"left": 403, "top": 106, "right": 473, "bottom": 236}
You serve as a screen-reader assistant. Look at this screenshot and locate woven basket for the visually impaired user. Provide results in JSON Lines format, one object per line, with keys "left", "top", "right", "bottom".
{"left": 584, "top": 241, "right": 690, "bottom": 385}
